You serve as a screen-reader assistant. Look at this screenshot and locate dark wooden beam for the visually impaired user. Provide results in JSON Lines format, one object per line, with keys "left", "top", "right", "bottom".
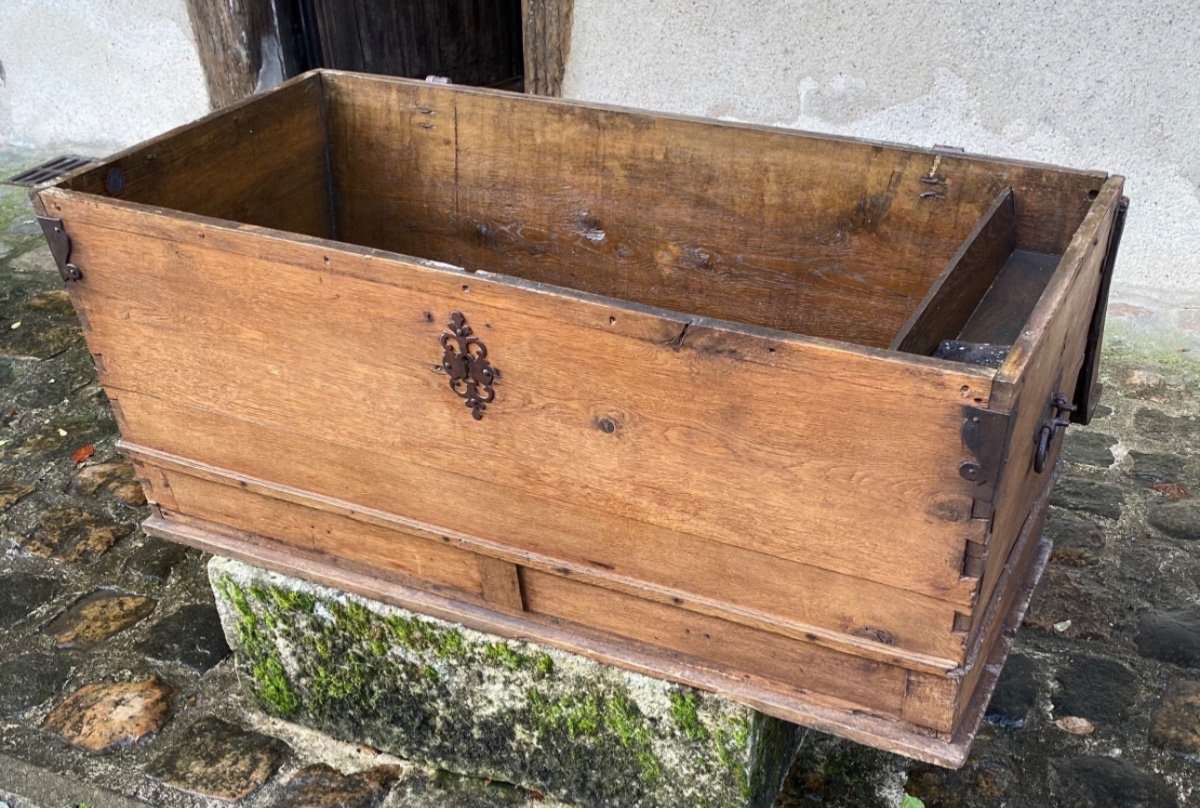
{"left": 185, "top": 0, "right": 286, "bottom": 109}
{"left": 522, "top": 0, "right": 574, "bottom": 96}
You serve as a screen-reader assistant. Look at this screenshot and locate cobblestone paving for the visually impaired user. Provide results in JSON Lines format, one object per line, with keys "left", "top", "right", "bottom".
{"left": 1, "top": 147, "right": 1198, "bottom": 807}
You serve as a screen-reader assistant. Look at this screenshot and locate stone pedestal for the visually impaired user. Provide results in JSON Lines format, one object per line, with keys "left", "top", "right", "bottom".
{"left": 208, "top": 557, "right": 802, "bottom": 808}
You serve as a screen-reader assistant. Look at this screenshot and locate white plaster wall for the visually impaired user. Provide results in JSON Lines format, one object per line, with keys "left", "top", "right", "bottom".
{"left": 0, "top": 0, "right": 211, "bottom": 154}
{"left": 563, "top": 0, "right": 1200, "bottom": 298}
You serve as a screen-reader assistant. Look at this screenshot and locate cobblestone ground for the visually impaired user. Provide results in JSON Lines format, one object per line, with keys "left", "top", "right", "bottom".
{"left": 1, "top": 147, "right": 1198, "bottom": 807}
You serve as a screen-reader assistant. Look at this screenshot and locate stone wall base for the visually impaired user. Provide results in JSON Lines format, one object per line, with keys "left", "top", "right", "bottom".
{"left": 208, "top": 556, "right": 802, "bottom": 808}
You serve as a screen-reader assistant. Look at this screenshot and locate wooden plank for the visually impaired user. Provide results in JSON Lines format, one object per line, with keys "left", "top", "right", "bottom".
{"left": 324, "top": 74, "right": 977, "bottom": 347}
{"left": 184, "top": 0, "right": 279, "bottom": 109}
{"left": 901, "top": 671, "right": 958, "bottom": 735}
{"left": 522, "top": 0, "right": 574, "bottom": 96}
{"left": 321, "top": 74, "right": 1091, "bottom": 347}
{"left": 60, "top": 74, "right": 332, "bottom": 240}
{"left": 117, "top": 419, "right": 965, "bottom": 670}
{"left": 968, "top": 177, "right": 1125, "bottom": 630}
{"left": 1071, "top": 199, "right": 1128, "bottom": 424}
{"left": 49, "top": 191, "right": 991, "bottom": 612}
{"left": 478, "top": 556, "right": 525, "bottom": 610}
{"left": 957, "top": 250, "right": 1061, "bottom": 346}
{"left": 519, "top": 568, "right": 908, "bottom": 720}
{"left": 953, "top": 471, "right": 1055, "bottom": 728}
{"left": 141, "top": 465, "right": 486, "bottom": 598}
{"left": 144, "top": 512, "right": 975, "bottom": 765}
{"left": 892, "top": 188, "right": 1016, "bottom": 355}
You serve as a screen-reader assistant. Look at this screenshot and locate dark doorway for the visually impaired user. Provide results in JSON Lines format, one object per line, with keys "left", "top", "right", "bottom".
{"left": 281, "top": 0, "right": 524, "bottom": 89}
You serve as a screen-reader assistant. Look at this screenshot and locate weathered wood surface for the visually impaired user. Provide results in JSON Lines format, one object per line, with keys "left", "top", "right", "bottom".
{"left": 892, "top": 188, "right": 1016, "bottom": 355}
{"left": 321, "top": 71, "right": 1104, "bottom": 348}
{"left": 121, "top": 434, "right": 963, "bottom": 673}
{"left": 953, "top": 472, "right": 1055, "bottom": 730}
{"left": 133, "top": 459, "right": 487, "bottom": 597}
{"left": 967, "top": 177, "right": 1125, "bottom": 637}
{"left": 65, "top": 75, "right": 332, "bottom": 239}
{"left": 522, "top": 0, "right": 573, "bottom": 95}
{"left": 45, "top": 191, "right": 992, "bottom": 661}
{"left": 957, "top": 250, "right": 1061, "bottom": 346}
{"left": 184, "top": 0, "right": 282, "bottom": 109}
{"left": 38, "top": 70, "right": 1126, "bottom": 766}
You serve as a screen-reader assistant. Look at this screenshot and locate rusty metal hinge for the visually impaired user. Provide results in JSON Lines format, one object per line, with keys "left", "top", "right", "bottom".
{"left": 959, "top": 406, "right": 1012, "bottom": 502}
{"left": 36, "top": 216, "right": 82, "bottom": 283}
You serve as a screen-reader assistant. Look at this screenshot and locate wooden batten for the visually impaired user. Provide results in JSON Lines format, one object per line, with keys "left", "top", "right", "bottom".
{"left": 478, "top": 556, "right": 526, "bottom": 611}
{"left": 892, "top": 187, "right": 1017, "bottom": 356}
{"left": 522, "top": 0, "right": 574, "bottom": 96}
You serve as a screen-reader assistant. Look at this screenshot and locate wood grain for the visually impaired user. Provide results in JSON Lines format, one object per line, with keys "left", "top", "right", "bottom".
{"left": 115, "top": 408, "right": 966, "bottom": 668}
{"left": 184, "top": 0, "right": 279, "bottom": 109}
{"left": 968, "top": 177, "right": 1124, "bottom": 635}
{"left": 321, "top": 73, "right": 1103, "bottom": 347}
{"left": 892, "top": 188, "right": 1016, "bottom": 355}
{"left": 957, "top": 250, "right": 1061, "bottom": 346}
{"left": 478, "top": 556, "right": 525, "bottom": 610}
{"left": 522, "top": 0, "right": 574, "bottom": 96}
{"left": 33, "top": 70, "right": 1126, "bottom": 764}
{"left": 63, "top": 74, "right": 332, "bottom": 239}
{"left": 142, "top": 465, "right": 486, "bottom": 598}
{"left": 48, "top": 191, "right": 990, "bottom": 612}
{"left": 519, "top": 567, "right": 908, "bottom": 719}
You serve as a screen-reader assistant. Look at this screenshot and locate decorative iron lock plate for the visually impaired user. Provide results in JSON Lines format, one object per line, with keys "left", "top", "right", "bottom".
{"left": 440, "top": 312, "right": 496, "bottom": 420}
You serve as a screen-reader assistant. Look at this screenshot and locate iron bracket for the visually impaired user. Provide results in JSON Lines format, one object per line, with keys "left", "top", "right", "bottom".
{"left": 36, "top": 216, "right": 82, "bottom": 283}
{"left": 1071, "top": 196, "right": 1129, "bottom": 424}
{"left": 959, "top": 405, "right": 1013, "bottom": 503}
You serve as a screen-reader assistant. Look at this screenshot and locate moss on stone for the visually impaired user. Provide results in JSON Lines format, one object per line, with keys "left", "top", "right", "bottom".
{"left": 434, "top": 627, "right": 465, "bottom": 660}
{"left": 312, "top": 658, "right": 369, "bottom": 704}
{"left": 219, "top": 576, "right": 299, "bottom": 717}
{"left": 669, "top": 689, "right": 710, "bottom": 741}
{"left": 252, "top": 654, "right": 298, "bottom": 715}
{"left": 333, "top": 601, "right": 376, "bottom": 640}
{"left": 714, "top": 716, "right": 753, "bottom": 800}
{"left": 211, "top": 560, "right": 803, "bottom": 807}
{"left": 269, "top": 588, "right": 316, "bottom": 614}
{"left": 485, "top": 642, "right": 525, "bottom": 670}
{"left": 527, "top": 688, "right": 661, "bottom": 785}
{"left": 604, "top": 694, "right": 661, "bottom": 783}
{"left": 529, "top": 689, "right": 602, "bottom": 738}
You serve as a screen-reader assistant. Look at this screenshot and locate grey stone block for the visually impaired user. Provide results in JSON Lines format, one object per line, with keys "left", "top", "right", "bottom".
{"left": 208, "top": 557, "right": 802, "bottom": 808}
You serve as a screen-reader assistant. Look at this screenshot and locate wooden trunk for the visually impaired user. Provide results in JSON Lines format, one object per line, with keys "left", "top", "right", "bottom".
{"left": 31, "top": 70, "right": 1127, "bottom": 767}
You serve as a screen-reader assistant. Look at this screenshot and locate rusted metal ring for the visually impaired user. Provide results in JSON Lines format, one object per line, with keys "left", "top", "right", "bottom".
{"left": 1034, "top": 393, "right": 1077, "bottom": 474}
{"left": 1034, "top": 424, "right": 1055, "bottom": 473}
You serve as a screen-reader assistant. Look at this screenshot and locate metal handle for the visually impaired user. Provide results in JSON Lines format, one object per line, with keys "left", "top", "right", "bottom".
{"left": 1034, "top": 393, "right": 1077, "bottom": 473}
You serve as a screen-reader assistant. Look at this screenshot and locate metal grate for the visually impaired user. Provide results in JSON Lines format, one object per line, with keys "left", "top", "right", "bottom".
{"left": 3, "top": 155, "right": 94, "bottom": 188}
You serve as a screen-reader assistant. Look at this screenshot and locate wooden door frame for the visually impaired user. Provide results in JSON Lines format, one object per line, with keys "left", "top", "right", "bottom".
{"left": 521, "top": 0, "right": 574, "bottom": 96}
{"left": 186, "top": 0, "right": 575, "bottom": 108}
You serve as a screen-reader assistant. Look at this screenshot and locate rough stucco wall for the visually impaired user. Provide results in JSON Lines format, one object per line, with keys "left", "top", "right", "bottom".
{"left": 562, "top": 0, "right": 1200, "bottom": 299}
{"left": 0, "top": 0, "right": 211, "bottom": 154}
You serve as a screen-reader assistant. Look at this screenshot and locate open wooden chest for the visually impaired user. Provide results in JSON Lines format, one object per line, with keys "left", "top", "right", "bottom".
{"left": 31, "top": 70, "right": 1127, "bottom": 766}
